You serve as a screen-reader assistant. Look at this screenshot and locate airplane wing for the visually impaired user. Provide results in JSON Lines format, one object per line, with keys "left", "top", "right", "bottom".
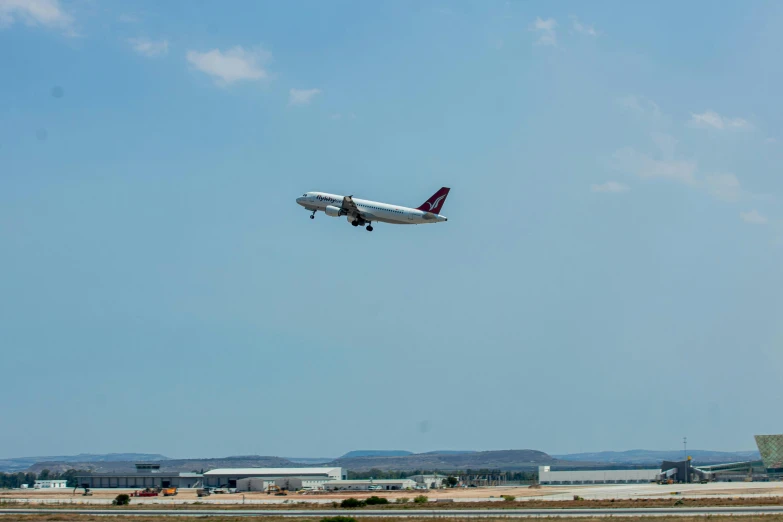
{"left": 341, "top": 195, "right": 361, "bottom": 217}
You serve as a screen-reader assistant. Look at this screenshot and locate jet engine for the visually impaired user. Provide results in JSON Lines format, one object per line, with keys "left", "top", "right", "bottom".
{"left": 324, "top": 205, "right": 342, "bottom": 217}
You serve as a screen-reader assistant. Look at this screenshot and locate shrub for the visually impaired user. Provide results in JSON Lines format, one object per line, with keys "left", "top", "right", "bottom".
{"left": 573, "top": 495, "right": 584, "bottom": 501}
{"left": 413, "top": 495, "right": 428, "bottom": 504}
{"left": 365, "top": 496, "right": 389, "bottom": 506}
{"left": 112, "top": 494, "right": 131, "bottom": 506}
{"left": 396, "top": 497, "right": 409, "bottom": 504}
{"left": 502, "top": 495, "right": 516, "bottom": 502}
{"left": 340, "top": 498, "right": 365, "bottom": 509}
{"left": 321, "top": 517, "right": 357, "bottom": 522}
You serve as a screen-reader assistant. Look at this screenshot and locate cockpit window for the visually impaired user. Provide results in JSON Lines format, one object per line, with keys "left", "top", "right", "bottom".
{"left": 302, "top": 194, "right": 307, "bottom": 196}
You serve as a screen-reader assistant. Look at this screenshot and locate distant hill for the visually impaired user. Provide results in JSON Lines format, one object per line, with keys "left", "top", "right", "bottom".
{"left": 0, "top": 453, "right": 167, "bottom": 473}
{"left": 284, "top": 457, "right": 335, "bottom": 465}
{"left": 23, "top": 455, "right": 299, "bottom": 474}
{"left": 554, "top": 449, "right": 761, "bottom": 465}
{"left": 420, "top": 450, "right": 477, "bottom": 456}
{"left": 340, "top": 450, "right": 413, "bottom": 459}
{"left": 6, "top": 448, "right": 762, "bottom": 475}
{"left": 330, "top": 449, "right": 558, "bottom": 472}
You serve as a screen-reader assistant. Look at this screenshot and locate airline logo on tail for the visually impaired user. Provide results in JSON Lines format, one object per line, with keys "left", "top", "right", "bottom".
{"left": 426, "top": 195, "right": 447, "bottom": 211}
{"left": 417, "top": 187, "right": 451, "bottom": 214}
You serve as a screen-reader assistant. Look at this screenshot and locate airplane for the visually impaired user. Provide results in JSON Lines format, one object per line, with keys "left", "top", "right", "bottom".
{"left": 296, "top": 187, "right": 450, "bottom": 232}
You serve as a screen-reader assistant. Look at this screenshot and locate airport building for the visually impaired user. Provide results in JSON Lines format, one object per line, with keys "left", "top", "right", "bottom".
{"left": 755, "top": 435, "right": 783, "bottom": 478}
{"left": 77, "top": 473, "right": 201, "bottom": 489}
{"left": 409, "top": 474, "right": 447, "bottom": 489}
{"left": 235, "top": 478, "right": 277, "bottom": 492}
{"left": 538, "top": 466, "right": 660, "bottom": 485}
{"left": 203, "top": 467, "right": 344, "bottom": 488}
{"left": 76, "top": 463, "right": 203, "bottom": 489}
{"left": 76, "top": 464, "right": 344, "bottom": 490}
{"left": 694, "top": 434, "right": 783, "bottom": 482}
{"left": 34, "top": 480, "right": 67, "bottom": 489}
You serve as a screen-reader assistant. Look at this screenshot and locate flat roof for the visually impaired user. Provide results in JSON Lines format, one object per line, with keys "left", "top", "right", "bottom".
{"left": 74, "top": 472, "right": 200, "bottom": 478}
{"left": 327, "top": 479, "right": 414, "bottom": 484}
{"left": 204, "top": 468, "right": 340, "bottom": 476}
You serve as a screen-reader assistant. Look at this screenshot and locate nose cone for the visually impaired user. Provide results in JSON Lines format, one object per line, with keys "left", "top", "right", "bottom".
{"left": 296, "top": 196, "right": 306, "bottom": 206}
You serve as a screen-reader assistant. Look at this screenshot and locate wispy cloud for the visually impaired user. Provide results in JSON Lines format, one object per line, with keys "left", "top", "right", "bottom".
{"left": 704, "top": 173, "right": 742, "bottom": 202}
{"left": 186, "top": 46, "right": 271, "bottom": 86}
{"left": 690, "top": 110, "right": 752, "bottom": 131}
{"left": 614, "top": 100, "right": 774, "bottom": 228}
{"left": 740, "top": 210, "right": 767, "bottom": 225}
{"left": 591, "top": 181, "right": 629, "bottom": 193}
{"left": 614, "top": 132, "right": 764, "bottom": 205}
{"left": 572, "top": 16, "right": 598, "bottom": 36}
{"left": 129, "top": 37, "right": 168, "bottom": 57}
{"left": 289, "top": 88, "right": 321, "bottom": 106}
{"left": 765, "top": 137, "right": 777, "bottom": 144}
{"left": 613, "top": 133, "right": 697, "bottom": 186}
{"left": 530, "top": 17, "right": 557, "bottom": 46}
{"left": 617, "top": 95, "right": 662, "bottom": 120}
{"left": 0, "top": 0, "right": 75, "bottom": 35}
{"left": 613, "top": 148, "right": 697, "bottom": 185}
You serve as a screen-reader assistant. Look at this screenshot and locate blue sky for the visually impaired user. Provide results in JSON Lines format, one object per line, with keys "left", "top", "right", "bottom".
{"left": 1, "top": 0, "right": 782, "bottom": 459}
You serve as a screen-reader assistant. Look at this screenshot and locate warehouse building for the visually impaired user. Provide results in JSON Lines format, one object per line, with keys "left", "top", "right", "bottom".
{"left": 236, "top": 478, "right": 277, "bottom": 492}
{"left": 34, "top": 480, "right": 67, "bottom": 489}
{"left": 538, "top": 466, "right": 660, "bottom": 485}
{"left": 236, "top": 476, "right": 333, "bottom": 492}
{"left": 76, "top": 463, "right": 203, "bottom": 489}
{"left": 203, "top": 467, "right": 344, "bottom": 488}
{"left": 77, "top": 464, "right": 342, "bottom": 489}
{"left": 325, "top": 479, "right": 416, "bottom": 491}
{"left": 274, "top": 476, "right": 334, "bottom": 491}
{"left": 77, "top": 471, "right": 203, "bottom": 489}
{"left": 409, "top": 474, "right": 446, "bottom": 489}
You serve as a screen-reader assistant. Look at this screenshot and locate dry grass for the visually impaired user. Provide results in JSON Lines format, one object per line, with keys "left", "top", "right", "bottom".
{"left": 0, "top": 514, "right": 783, "bottom": 522}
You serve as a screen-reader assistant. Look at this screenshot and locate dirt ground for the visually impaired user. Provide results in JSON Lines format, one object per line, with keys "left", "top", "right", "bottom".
{"left": 0, "top": 486, "right": 561, "bottom": 502}
{"left": 4, "top": 482, "right": 783, "bottom": 509}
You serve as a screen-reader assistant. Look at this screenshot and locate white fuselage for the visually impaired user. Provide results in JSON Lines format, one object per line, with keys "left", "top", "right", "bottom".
{"left": 296, "top": 192, "right": 448, "bottom": 225}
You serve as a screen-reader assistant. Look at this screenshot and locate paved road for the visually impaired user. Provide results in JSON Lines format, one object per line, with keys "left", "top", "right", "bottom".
{"left": 3, "top": 506, "right": 783, "bottom": 517}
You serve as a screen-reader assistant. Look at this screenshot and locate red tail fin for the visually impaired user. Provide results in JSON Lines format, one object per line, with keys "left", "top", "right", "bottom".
{"left": 417, "top": 187, "right": 450, "bottom": 214}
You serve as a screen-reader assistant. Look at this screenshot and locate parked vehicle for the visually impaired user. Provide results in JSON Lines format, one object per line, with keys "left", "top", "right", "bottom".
{"left": 131, "top": 488, "right": 158, "bottom": 497}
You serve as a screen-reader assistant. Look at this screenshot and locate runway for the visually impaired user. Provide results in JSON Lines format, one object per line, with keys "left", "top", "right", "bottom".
{"left": 3, "top": 506, "right": 783, "bottom": 517}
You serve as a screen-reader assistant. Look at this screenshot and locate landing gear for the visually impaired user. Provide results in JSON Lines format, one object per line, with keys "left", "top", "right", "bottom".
{"left": 366, "top": 225, "right": 373, "bottom": 232}
{"left": 310, "top": 211, "right": 316, "bottom": 220}
{"left": 352, "top": 220, "right": 359, "bottom": 227}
